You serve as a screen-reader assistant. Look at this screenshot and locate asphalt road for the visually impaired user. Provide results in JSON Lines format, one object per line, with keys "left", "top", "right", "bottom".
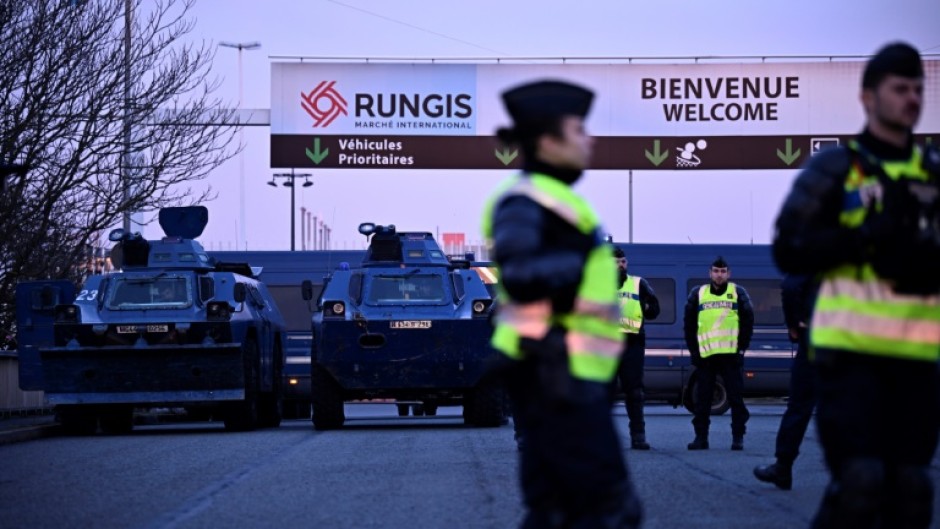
{"left": 1, "top": 403, "right": 939, "bottom": 529}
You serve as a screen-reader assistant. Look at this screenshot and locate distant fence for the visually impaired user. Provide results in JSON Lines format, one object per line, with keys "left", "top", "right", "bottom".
{"left": 0, "top": 354, "right": 48, "bottom": 414}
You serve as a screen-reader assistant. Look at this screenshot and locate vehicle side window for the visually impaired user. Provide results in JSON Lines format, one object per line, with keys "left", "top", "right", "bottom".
{"left": 450, "top": 272, "right": 466, "bottom": 302}
{"left": 645, "top": 277, "right": 675, "bottom": 324}
{"left": 199, "top": 277, "right": 214, "bottom": 304}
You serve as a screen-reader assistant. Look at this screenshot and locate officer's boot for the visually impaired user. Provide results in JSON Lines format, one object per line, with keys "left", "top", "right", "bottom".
{"left": 753, "top": 461, "right": 793, "bottom": 490}
{"left": 889, "top": 464, "right": 933, "bottom": 529}
{"left": 687, "top": 431, "right": 709, "bottom": 450}
{"left": 731, "top": 434, "right": 744, "bottom": 451}
{"left": 630, "top": 432, "right": 650, "bottom": 450}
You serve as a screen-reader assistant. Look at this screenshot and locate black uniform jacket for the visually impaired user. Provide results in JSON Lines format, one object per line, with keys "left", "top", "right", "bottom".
{"left": 490, "top": 162, "right": 599, "bottom": 314}
{"left": 780, "top": 274, "right": 818, "bottom": 338}
{"left": 772, "top": 129, "right": 916, "bottom": 276}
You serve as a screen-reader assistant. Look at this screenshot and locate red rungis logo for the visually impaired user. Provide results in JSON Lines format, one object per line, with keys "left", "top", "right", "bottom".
{"left": 301, "top": 81, "right": 348, "bottom": 127}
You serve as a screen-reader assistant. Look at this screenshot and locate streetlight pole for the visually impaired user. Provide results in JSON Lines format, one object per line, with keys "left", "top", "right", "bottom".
{"left": 123, "top": 0, "right": 132, "bottom": 233}
{"left": 219, "top": 41, "right": 261, "bottom": 250}
{"left": 269, "top": 169, "right": 312, "bottom": 251}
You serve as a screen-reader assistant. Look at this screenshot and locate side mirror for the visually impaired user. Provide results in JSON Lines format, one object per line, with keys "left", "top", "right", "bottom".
{"left": 233, "top": 283, "right": 247, "bottom": 303}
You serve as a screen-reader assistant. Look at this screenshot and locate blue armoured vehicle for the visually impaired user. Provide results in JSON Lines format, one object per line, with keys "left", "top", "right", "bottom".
{"left": 15, "top": 207, "right": 287, "bottom": 433}
{"left": 301, "top": 223, "right": 506, "bottom": 430}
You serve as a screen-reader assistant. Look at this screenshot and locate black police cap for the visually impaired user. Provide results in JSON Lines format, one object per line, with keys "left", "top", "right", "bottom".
{"left": 862, "top": 42, "right": 923, "bottom": 89}
{"left": 711, "top": 256, "right": 729, "bottom": 269}
{"left": 501, "top": 80, "right": 594, "bottom": 130}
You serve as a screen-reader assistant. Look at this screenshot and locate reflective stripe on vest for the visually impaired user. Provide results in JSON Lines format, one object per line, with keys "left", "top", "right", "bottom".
{"left": 482, "top": 173, "right": 623, "bottom": 382}
{"left": 811, "top": 144, "right": 940, "bottom": 362}
{"left": 697, "top": 283, "right": 740, "bottom": 357}
{"left": 619, "top": 275, "right": 643, "bottom": 333}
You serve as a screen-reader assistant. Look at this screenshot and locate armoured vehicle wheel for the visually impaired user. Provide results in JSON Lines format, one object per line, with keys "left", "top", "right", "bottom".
{"left": 683, "top": 372, "right": 731, "bottom": 416}
{"left": 259, "top": 343, "right": 283, "bottom": 428}
{"left": 99, "top": 406, "right": 134, "bottom": 434}
{"left": 311, "top": 362, "right": 345, "bottom": 430}
{"left": 463, "top": 382, "right": 507, "bottom": 427}
{"left": 224, "top": 338, "right": 260, "bottom": 431}
{"left": 411, "top": 404, "right": 425, "bottom": 416}
{"left": 57, "top": 406, "right": 97, "bottom": 435}
{"left": 422, "top": 402, "right": 438, "bottom": 416}
{"left": 396, "top": 403, "right": 410, "bottom": 417}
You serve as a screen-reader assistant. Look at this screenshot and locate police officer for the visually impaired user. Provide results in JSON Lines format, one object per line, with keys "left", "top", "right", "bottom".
{"left": 482, "top": 79, "right": 641, "bottom": 528}
{"left": 773, "top": 42, "right": 940, "bottom": 528}
{"left": 613, "top": 247, "right": 660, "bottom": 450}
{"left": 753, "top": 273, "right": 818, "bottom": 490}
{"left": 683, "top": 256, "right": 753, "bottom": 450}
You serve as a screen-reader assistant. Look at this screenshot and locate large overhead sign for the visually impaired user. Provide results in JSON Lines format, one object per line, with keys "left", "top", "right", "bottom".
{"left": 270, "top": 61, "right": 939, "bottom": 170}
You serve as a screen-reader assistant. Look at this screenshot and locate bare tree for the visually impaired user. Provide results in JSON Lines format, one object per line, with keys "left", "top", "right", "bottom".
{"left": 0, "top": 0, "right": 239, "bottom": 345}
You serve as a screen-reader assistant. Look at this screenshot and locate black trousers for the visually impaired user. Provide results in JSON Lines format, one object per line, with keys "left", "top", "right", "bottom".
{"left": 691, "top": 354, "right": 749, "bottom": 437}
{"left": 507, "top": 360, "right": 641, "bottom": 529}
{"left": 812, "top": 349, "right": 940, "bottom": 529}
{"left": 617, "top": 332, "right": 646, "bottom": 435}
{"left": 775, "top": 331, "right": 817, "bottom": 464}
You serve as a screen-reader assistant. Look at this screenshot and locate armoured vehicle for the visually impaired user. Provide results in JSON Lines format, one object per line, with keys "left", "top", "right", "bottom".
{"left": 15, "top": 207, "right": 286, "bottom": 433}
{"left": 302, "top": 223, "right": 506, "bottom": 430}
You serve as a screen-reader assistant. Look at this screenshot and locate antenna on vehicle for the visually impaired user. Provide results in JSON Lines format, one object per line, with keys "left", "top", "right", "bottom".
{"left": 687, "top": 236, "right": 694, "bottom": 244}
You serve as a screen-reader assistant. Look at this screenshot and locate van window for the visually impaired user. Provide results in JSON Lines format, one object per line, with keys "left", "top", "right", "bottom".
{"left": 684, "top": 278, "right": 783, "bottom": 327}
{"left": 645, "top": 278, "right": 675, "bottom": 324}
{"left": 733, "top": 279, "right": 784, "bottom": 326}
{"left": 267, "top": 285, "right": 316, "bottom": 331}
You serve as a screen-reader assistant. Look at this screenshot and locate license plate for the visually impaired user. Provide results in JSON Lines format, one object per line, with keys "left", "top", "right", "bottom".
{"left": 116, "top": 325, "right": 168, "bottom": 334}
{"left": 390, "top": 320, "right": 431, "bottom": 329}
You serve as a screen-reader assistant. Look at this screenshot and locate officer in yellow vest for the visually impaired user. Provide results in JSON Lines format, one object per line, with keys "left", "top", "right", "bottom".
{"left": 683, "top": 256, "right": 754, "bottom": 450}
{"left": 482, "top": 80, "right": 641, "bottom": 529}
{"left": 773, "top": 42, "right": 940, "bottom": 529}
{"left": 613, "top": 247, "right": 660, "bottom": 449}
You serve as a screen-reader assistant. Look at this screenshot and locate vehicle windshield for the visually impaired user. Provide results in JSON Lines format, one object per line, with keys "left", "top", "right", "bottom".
{"left": 106, "top": 276, "right": 192, "bottom": 309}
{"left": 366, "top": 274, "right": 447, "bottom": 305}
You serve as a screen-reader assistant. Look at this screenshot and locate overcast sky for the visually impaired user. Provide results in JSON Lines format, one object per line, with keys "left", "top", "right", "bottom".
{"left": 140, "top": 0, "right": 940, "bottom": 251}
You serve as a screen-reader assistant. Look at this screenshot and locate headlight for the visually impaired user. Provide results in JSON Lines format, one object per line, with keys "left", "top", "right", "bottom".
{"left": 55, "top": 304, "right": 81, "bottom": 323}
{"left": 330, "top": 302, "right": 345, "bottom": 316}
{"left": 206, "top": 301, "right": 233, "bottom": 321}
{"left": 471, "top": 299, "right": 492, "bottom": 316}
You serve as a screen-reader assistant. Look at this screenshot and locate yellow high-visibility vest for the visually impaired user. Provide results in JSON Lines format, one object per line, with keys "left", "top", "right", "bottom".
{"left": 481, "top": 173, "right": 623, "bottom": 382}
{"left": 619, "top": 275, "right": 643, "bottom": 334}
{"left": 696, "top": 283, "right": 740, "bottom": 358}
{"left": 811, "top": 143, "right": 940, "bottom": 362}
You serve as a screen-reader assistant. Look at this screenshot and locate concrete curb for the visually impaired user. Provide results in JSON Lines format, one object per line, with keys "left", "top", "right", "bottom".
{"left": 0, "top": 422, "right": 61, "bottom": 445}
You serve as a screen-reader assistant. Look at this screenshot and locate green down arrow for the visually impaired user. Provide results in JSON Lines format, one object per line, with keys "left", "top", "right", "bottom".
{"left": 495, "top": 148, "right": 518, "bottom": 165}
{"left": 306, "top": 138, "right": 329, "bottom": 164}
{"left": 776, "top": 138, "right": 801, "bottom": 166}
{"left": 644, "top": 140, "right": 668, "bottom": 166}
